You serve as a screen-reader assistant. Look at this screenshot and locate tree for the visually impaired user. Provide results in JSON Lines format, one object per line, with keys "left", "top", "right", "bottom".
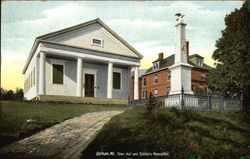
{"left": 5, "top": 90, "right": 14, "bottom": 100}
{"left": 0, "top": 88, "right": 6, "bottom": 100}
{"left": 0, "top": 88, "right": 24, "bottom": 101}
{"left": 208, "top": 4, "right": 250, "bottom": 104}
{"left": 14, "top": 88, "right": 24, "bottom": 101}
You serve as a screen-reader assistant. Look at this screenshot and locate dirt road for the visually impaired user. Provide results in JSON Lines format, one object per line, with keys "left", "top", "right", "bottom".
{"left": 0, "top": 111, "right": 123, "bottom": 159}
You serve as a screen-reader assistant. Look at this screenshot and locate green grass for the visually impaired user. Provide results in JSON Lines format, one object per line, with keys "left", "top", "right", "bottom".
{"left": 0, "top": 101, "right": 127, "bottom": 147}
{"left": 82, "top": 107, "right": 250, "bottom": 159}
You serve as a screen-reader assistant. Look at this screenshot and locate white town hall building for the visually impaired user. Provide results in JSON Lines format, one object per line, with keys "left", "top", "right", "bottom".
{"left": 23, "top": 18, "right": 143, "bottom": 100}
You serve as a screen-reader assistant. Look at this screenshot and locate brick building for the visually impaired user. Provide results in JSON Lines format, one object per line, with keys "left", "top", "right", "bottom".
{"left": 130, "top": 52, "right": 212, "bottom": 100}
{"left": 130, "top": 69, "right": 147, "bottom": 100}
{"left": 130, "top": 14, "right": 212, "bottom": 100}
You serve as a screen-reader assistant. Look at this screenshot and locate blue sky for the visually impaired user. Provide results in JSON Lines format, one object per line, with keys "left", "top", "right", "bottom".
{"left": 1, "top": 1, "right": 243, "bottom": 89}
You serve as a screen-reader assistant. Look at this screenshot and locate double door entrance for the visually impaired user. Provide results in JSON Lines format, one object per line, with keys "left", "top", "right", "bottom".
{"left": 85, "top": 74, "right": 94, "bottom": 97}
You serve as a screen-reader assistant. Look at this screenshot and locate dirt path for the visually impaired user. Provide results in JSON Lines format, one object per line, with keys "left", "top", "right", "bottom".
{"left": 0, "top": 111, "right": 123, "bottom": 159}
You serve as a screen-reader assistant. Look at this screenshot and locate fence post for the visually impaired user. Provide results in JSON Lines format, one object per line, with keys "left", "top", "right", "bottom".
{"left": 181, "top": 86, "right": 184, "bottom": 109}
{"left": 208, "top": 95, "right": 211, "bottom": 111}
{"left": 128, "top": 96, "right": 130, "bottom": 108}
{"left": 220, "top": 96, "right": 224, "bottom": 111}
{"left": 240, "top": 94, "right": 243, "bottom": 111}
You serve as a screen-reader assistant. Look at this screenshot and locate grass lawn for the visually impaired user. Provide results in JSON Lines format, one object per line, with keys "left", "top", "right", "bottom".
{"left": 82, "top": 107, "right": 250, "bottom": 159}
{"left": 0, "top": 101, "right": 127, "bottom": 147}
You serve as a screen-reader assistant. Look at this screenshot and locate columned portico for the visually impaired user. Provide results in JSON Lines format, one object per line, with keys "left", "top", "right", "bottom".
{"left": 39, "top": 52, "right": 45, "bottom": 95}
{"left": 22, "top": 18, "right": 143, "bottom": 101}
{"left": 36, "top": 45, "right": 141, "bottom": 100}
{"left": 76, "top": 57, "right": 83, "bottom": 96}
{"left": 107, "top": 62, "right": 113, "bottom": 98}
{"left": 134, "top": 66, "right": 139, "bottom": 100}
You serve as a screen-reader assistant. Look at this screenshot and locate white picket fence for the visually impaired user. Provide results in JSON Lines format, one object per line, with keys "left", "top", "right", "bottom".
{"left": 129, "top": 93, "right": 242, "bottom": 111}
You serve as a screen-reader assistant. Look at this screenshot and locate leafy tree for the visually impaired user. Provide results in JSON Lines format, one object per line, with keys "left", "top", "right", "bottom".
{"left": 0, "top": 88, "right": 6, "bottom": 100}
{"left": 208, "top": 4, "right": 250, "bottom": 108}
{"left": 5, "top": 90, "right": 14, "bottom": 100}
{"left": 14, "top": 88, "right": 24, "bottom": 101}
{"left": 0, "top": 88, "right": 24, "bottom": 100}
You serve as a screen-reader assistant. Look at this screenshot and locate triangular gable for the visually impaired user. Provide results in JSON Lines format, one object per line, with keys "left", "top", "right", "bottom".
{"left": 38, "top": 18, "right": 143, "bottom": 59}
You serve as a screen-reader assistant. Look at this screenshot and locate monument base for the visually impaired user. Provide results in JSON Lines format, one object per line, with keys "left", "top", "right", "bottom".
{"left": 169, "top": 62, "right": 193, "bottom": 95}
{"left": 169, "top": 89, "right": 193, "bottom": 95}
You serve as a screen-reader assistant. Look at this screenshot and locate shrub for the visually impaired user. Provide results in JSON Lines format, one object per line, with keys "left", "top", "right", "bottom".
{"left": 145, "top": 93, "right": 161, "bottom": 112}
{"left": 0, "top": 88, "right": 24, "bottom": 101}
{"left": 194, "top": 87, "right": 206, "bottom": 95}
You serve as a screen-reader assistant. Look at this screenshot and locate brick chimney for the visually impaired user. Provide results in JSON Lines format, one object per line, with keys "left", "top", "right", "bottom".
{"left": 186, "top": 41, "right": 189, "bottom": 57}
{"left": 158, "top": 53, "right": 164, "bottom": 60}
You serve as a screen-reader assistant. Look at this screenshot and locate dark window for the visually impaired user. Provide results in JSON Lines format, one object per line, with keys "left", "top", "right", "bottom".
{"left": 93, "top": 39, "right": 102, "bottom": 45}
{"left": 113, "top": 72, "right": 121, "bottom": 89}
{"left": 166, "top": 87, "right": 171, "bottom": 95}
{"left": 143, "top": 78, "right": 147, "bottom": 86}
{"left": 196, "top": 58, "right": 203, "bottom": 66}
{"left": 142, "top": 91, "right": 147, "bottom": 99}
{"left": 200, "top": 72, "right": 205, "bottom": 81}
{"left": 153, "top": 62, "right": 159, "bottom": 70}
{"left": 53, "top": 64, "right": 64, "bottom": 84}
{"left": 168, "top": 71, "right": 171, "bottom": 80}
{"left": 154, "top": 75, "right": 158, "bottom": 84}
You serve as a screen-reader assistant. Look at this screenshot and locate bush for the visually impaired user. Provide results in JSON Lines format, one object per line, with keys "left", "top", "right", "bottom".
{"left": 0, "top": 88, "right": 24, "bottom": 101}
{"left": 145, "top": 93, "right": 161, "bottom": 112}
{"left": 14, "top": 88, "right": 24, "bottom": 101}
{"left": 194, "top": 87, "right": 206, "bottom": 95}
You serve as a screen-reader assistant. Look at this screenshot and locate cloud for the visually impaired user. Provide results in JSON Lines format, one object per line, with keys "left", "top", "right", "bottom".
{"left": 2, "top": 3, "right": 91, "bottom": 40}
{"left": 1, "top": 1, "right": 242, "bottom": 89}
{"left": 109, "top": 19, "right": 170, "bottom": 28}
{"left": 133, "top": 41, "right": 160, "bottom": 49}
{"left": 135, "top": 44, "right": 174, "bottom": 57}
{"left": 1, "top": 3, "right": 92, "bottom": 69}
{"left": 17, "top": 3, "right": 88, "bottom": 26}
{"left": 4, "top": 37, "right": 26, "bottom": 42}
{"left": 43, "top": 3, "right": 84, "bottom": 18}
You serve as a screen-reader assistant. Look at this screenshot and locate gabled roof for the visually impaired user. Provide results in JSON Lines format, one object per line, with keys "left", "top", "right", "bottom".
{"left": 188, "top": 54, "right": 204, "bottom": 59}
{"left": 145, "top": 54, "right": 175, "bottom": 74}
{"left": 131, "top": 69, "right": 147, "bottom": 78}
{"left": 22, "top": 18, "right": 143, "bottom": 74}
{"left": 36, "top": 18, "right": 143, "bottom": 58}
{"left": 144, "top": 54, "right": 212, "bottom": 75}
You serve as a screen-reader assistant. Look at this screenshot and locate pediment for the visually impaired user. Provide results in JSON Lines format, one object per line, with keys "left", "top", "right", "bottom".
{"left": 39, "top": 19, "right": 142, "bottom": 58}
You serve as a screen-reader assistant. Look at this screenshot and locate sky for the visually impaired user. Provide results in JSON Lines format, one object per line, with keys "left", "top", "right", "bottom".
{"left": 1, "top": 1, "right": 243, "bottom": 90}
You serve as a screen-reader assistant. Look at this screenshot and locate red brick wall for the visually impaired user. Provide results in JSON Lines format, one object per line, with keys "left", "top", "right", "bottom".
{"left": 191, "top": 67, "right": 208, "bottom": 89}
{"left": 130, "top": 67, "right": 209, "bottom": 100}
{"left": 141, "top": 69, "right": 171, "bottom": 98}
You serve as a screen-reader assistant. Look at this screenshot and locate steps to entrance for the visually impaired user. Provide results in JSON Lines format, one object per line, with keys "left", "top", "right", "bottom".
{"left": 37, "top": 95, "right": 128, "bottom": 105}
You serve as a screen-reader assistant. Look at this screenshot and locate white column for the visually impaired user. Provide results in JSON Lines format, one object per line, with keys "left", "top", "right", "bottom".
{"left": 170, "top": 15, "right": 193, "bottom": 95}
{"left": 107, "top": 62, "right": 113, "bottom": 98}
{"left": 39, "top": 52, "right": 45, "bottom": 95}
{"left": 175, "top": 21, "right": 187, "bottom": 63}
{"left": 76, "top": 57, "right": 83, "bottom": 97}
{"left": 134, "top": 66, "right": 139, "bottom": 100}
